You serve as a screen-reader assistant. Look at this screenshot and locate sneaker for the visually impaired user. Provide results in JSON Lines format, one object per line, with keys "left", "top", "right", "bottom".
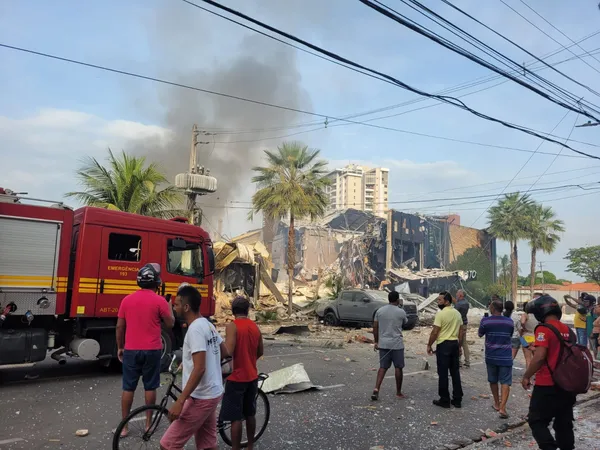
{"left": 433, "top": 399, "right": 451, "bottom": 408}
{"left": 371, "top": 390, "right": 379, "bottom": 401}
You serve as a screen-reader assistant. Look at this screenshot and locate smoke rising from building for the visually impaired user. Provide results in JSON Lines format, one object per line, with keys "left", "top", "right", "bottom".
{"left": 129, "top": 1, "right": 315, "bottom": 234}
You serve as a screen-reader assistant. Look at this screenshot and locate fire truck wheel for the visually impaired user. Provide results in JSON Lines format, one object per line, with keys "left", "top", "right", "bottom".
{"left": 160, "top": 328, "right": 174, "bottom": 372}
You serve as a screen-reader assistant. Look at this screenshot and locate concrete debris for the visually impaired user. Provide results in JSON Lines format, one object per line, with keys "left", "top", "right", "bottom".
{"left": 272, "top": 325, "right": 311, "bottom": 336}
{"left": 75, "top": 430, "right": 89, "bottom": 437}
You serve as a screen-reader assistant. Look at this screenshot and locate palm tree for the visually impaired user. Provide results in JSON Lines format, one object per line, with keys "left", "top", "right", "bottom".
{"left": 527, "top": 204, "right": 565, "bottom": 296}
{"left": 250, "top": 142, "right": 330, "bottom": 314}
{"left": 488, "top": 193, "right": 533, "bottom": 302}
{"left": 497, "top": 254, "right": 511, "bottom": 292}
{"left": 66, "top": 149, "right": 183, "bottom": 218}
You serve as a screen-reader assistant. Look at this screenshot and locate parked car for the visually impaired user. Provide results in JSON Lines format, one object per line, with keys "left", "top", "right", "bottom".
{"left": 316, "top": 289, "right": 418, "bottom": 330}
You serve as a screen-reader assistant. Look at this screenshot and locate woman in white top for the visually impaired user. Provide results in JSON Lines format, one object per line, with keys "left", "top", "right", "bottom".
{"left": 520, "top": 299, "right": 539, "bottom": 369}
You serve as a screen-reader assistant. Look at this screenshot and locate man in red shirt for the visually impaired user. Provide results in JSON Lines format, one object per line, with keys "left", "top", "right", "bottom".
{"left": 116, "top": 263, "right": 174, "bottom": 437}
{"left": 221, "top": 296, "right": 264, "bottom": 450}
{"left": 521, "top": 295, "right": 576, "bottom": 450}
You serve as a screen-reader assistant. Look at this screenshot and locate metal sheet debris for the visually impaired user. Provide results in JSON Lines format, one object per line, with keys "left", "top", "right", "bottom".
{"left": 261, "top": 363, "right": 322, "bottom": 394}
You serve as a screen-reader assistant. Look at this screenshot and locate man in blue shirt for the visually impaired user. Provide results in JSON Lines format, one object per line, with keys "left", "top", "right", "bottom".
{"left": 479, "top": 300, "right": 514, "bottom": 419}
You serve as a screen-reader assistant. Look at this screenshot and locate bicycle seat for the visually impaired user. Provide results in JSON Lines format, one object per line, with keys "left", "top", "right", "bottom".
{"left": 258, "top": 373, "right": 269, "bottom": 381}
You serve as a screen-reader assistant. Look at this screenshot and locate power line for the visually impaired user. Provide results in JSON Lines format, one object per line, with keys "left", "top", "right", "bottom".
{"left": 359, "top": 0, "right": 600, "bottom": 119}
{"left": 518, "top": 0, "right": 600, "bottom": 68}
{"left": 201, "top": 30, "right": 600, "bottom": 136}
{"left": 436, "top": 0, "right": 600, "bottom": 99}
{"left": 3, "top": 42, "right": 599, "bottom": 161}
{"left": 401, "top": 0, "right": 600, "bottom": 113}
{"left": 181, "top": 0, "right": 600, "bottom": 159}
{"left": 500, "top": 0, "right": 600, "bottom": 76}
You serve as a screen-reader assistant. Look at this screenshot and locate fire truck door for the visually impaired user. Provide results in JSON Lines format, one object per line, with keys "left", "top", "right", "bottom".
{"left": 95, "top": 228, "right": 149, "bottom": 316}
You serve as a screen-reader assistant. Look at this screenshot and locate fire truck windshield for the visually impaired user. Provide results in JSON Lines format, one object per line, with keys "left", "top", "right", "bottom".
{"left": 167, "top": 239, "right": 203, "bottom": 278}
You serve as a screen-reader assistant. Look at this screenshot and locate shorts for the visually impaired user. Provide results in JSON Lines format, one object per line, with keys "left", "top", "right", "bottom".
{"left": 511, "top": 338, "right": 521, "bottom": 349}
{"left": 220, "top": 379, "right": 259, "bottom": 422}
{"left": 486, "top": 363, "right": 513, "bottom": 386}
{"left": 160, "top": 395, "right": 221, "bottom": 450}
{"left": 122, "top": 349, "right": 161, "bottom": 392}
{"left": 576, "top": 328, "right": 588, "bottom": 346}
{"left": 379, "top": 349, "right": 405, "bottom": 370}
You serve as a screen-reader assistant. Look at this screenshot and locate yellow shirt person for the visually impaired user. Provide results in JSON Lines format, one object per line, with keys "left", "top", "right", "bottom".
{"left": 434, "top": 305, "right": 463, "bottom": 345}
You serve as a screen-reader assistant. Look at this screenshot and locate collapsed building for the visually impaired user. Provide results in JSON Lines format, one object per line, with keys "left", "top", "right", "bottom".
{"left": 256, "top": 209, "right": 496, "bottom": 297}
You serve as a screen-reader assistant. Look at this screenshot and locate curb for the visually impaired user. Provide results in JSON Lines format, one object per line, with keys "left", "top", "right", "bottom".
{"left": 264, "top": 338, "right": 346, "bottom": 349}
{"left": 429, "top": 392, "right": 600, "bottom": 450}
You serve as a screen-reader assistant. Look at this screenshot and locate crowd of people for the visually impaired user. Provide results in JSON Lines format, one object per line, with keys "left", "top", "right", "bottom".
{"left": 116, "top": 263, "right": 263, "bottom": 450}
{"left": 372, "top": 288, "right": 597, "bottom": 450}
{"left": 115, "top": 262, "right": 597, "bottom": 450}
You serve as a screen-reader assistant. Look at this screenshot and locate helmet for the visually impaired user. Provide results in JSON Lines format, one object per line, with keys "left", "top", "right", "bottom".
{"left": 137, "top": 263, "right": 161, "bottom": 289}
{"left": 583, "top": 294, "right": 597, "bottom": 305}
{"left": 524, "top": 294, "right": 562, "bottom": 322}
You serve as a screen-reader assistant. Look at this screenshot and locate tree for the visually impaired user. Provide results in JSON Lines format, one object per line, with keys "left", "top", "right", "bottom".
{"left": 565, "top": 246, "right": 600, "bottom": 287}
{"left": 526, "top": 204, "right": 564, "bottom": 297}
{"left": 497, "top": 254, "right": 510, "bottom": 292}
{"left": 66, "top": 149, "right": 183, "bottom": 218}
{"left": 488, "top": 193, "right": 533, "bottom": 302}
{"left": 448, "top": 246, "right": 493, "bottom": 286}
{"left": 249, "top": 142, "right": 330, "bottom": 314}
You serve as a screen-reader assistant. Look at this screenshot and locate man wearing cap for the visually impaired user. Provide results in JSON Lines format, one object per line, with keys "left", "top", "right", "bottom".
{"left": 221, "top": 296, "right": 264, "bottom": 450}
{"left": 116, "top": 263, "right": 175, "bottom": 437}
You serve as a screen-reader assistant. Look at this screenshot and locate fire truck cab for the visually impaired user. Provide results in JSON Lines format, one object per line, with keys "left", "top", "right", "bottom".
{"left": 0, "top": 192, "right": 215, "bottom": 370}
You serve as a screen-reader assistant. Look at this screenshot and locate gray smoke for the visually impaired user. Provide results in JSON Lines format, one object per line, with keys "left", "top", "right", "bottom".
{"left": 129, "top": 1, "right": 315, "bottom": 235}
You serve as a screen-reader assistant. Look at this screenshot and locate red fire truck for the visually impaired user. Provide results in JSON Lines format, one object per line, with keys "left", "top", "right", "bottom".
{"left": 0, "top": 190, "right": 215, "bottom": 370}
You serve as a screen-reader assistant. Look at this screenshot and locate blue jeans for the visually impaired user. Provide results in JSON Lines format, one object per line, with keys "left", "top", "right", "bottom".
{"left": 576, "top": 328, "right": 588, "bottom": 347}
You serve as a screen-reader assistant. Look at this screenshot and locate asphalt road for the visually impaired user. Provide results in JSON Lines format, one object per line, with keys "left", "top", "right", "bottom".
{"left": 0, "top": 330, "right": 597, "bottom": 450}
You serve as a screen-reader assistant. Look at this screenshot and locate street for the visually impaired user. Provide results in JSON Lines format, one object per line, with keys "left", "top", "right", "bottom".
{"left": 1, "top": 327, "right": 597, "bottom": 450}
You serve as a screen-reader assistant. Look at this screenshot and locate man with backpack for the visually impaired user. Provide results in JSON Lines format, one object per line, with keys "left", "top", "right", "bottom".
{"left": 521, "top": 295, "right": 594, "bottom": 450}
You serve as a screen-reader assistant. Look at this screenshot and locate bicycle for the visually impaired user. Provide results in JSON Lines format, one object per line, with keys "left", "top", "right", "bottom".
{"left": 112, "top": 353, "right": 271, "bottom": 449}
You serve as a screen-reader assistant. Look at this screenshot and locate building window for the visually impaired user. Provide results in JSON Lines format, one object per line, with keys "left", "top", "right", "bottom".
{"left": 167, "top": 239, "right": 204, "bottom": 278}
{"left": 108, "top": 233, "right": 142, "bottom": 262}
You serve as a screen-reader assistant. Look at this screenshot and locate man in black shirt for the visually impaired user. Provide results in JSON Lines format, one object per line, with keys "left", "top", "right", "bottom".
{"left": 453, "top": 289, "right": 470, "bottom": 368}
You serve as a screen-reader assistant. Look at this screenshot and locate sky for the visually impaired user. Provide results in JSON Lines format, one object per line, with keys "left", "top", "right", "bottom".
{"left": 1, "top": 0, "right": 600, "bottom": 281}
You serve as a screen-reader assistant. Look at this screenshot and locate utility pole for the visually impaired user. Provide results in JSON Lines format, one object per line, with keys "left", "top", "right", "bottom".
{"left": 539, "top": 261, "right": 545, "bottom": 292}
{"left": 175, "top": 124, "right": 217, "bottom": 227}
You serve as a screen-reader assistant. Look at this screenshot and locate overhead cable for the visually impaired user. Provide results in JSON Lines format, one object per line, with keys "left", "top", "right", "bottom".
{"left": 184, "top": 0, "right": 600, "bottom": 159}
{"left": 3, "top": 42, "right": 599, "bottom": 161}
{"left": 359, "top": 0, "right": 600, "bottom": 120}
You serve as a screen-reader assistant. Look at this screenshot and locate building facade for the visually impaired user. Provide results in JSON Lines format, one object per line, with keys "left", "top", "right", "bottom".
{"left": 325, "top": 164, "right": 389, "bottom": 218}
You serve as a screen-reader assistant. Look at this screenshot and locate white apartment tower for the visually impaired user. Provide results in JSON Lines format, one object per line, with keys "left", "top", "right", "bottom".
{"left": 325, "top": 164, "right": 389, "bottom": 218}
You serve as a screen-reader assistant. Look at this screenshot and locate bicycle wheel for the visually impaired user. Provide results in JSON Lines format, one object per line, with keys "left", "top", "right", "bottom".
{"left": 219, "top": 389, "right": 270, "bottom": 447}
{"left": 112, "top": 404, "right": 170, "bottom": 450}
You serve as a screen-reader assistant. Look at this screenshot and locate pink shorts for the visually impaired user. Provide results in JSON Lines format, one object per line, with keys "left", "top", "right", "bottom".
{"left": 160, "top": 395, "right": 222, "bottom": 450}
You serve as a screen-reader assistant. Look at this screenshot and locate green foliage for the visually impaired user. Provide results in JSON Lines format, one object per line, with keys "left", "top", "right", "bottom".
{"left": 565, "top": 246, "right": 600, "bottom": 286}
{"left": 249, "top": 142, "right": 330, "bottom": 222}
{"left": 66, "top": 149, "right": 183, "bottom": 218}
{"left": 448, "top": 247, "right": 493, "bottom": 287}
{"left": 527, "top": 204, "right": 565, "bottom": 255}
{"left": 255, "top": 310, "right": 278, "bottom": 323}
{"left": 486, "top": 283, "right": 508, "bottom": 299}
{"left": 487, "top": 193, "right": 533, "bottom": 244}
{"left": 519, "top": 270, "right": 565, "bottom": 287}
{"left": 497, "top": 254, "right": 510, "bottom": 291}
{"left": 325, "top": 273, "right": 345, "bottom": 300}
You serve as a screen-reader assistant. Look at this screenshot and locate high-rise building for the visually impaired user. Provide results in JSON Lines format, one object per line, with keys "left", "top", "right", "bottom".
{"left": 325, "top": 164, "right": 389, "bottom": 217}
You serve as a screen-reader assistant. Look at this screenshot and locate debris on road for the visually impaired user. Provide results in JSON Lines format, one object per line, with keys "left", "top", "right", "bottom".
{"left": 261, "top": 363, "right": 322, "bottom": 394}
{"left": 273, "top": 325, "right": 311, "bottom": 336}
{"left": 75, "top": 429, "right": 89, "bottom": 437}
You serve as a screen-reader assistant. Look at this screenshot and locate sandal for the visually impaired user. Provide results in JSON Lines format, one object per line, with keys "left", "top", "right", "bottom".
{"left": 371, "top": 390, "right": 379, "bottom": 401}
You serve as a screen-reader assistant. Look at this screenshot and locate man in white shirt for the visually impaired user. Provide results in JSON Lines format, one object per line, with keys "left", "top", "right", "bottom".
{"left": 160, "top": 285, "right": 229, "bottom": 450}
